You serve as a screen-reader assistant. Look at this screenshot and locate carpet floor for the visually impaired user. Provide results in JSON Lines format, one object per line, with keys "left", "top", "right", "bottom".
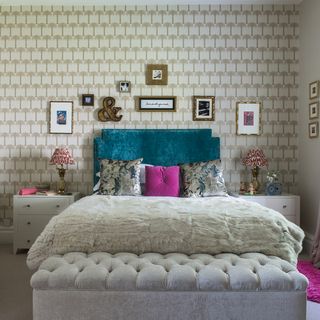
{"left": 298, "top": 260, "right": 320, "bottom": 303}
{"left": 0, "top": 244, "right": 319, "bottom": 320}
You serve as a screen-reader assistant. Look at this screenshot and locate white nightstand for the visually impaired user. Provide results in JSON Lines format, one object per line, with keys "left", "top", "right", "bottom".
{"left": 13, "top": 192, "right": 81, "bottom": 254}
{"left": 238, "top": 194, "right": 300, "bottom": 226}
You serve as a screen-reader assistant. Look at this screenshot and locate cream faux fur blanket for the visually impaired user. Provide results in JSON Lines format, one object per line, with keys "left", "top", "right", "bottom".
{"left": 27, "top": 195, "right": 304, "bottom": 269}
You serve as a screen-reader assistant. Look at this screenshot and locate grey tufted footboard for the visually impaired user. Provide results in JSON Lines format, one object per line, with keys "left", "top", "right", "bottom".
{"left": 31, "top": 252, "right": 308, "bottom": 320}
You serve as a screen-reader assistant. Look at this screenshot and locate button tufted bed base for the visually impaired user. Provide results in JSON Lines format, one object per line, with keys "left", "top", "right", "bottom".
{"left": 31, "top": 252, "right": 308, "bottom": 320}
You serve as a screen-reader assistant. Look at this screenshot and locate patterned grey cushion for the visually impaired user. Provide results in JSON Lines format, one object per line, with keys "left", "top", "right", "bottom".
{"left": 99, "top": 158, "right": 142, "bottom": 196}
{"left": 180, "top": 160, "right": 227, "bottom": 197}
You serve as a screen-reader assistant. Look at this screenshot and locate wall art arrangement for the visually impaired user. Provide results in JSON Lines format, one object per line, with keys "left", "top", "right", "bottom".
{"left": 308, "top": 81, "right": 319, "bottom": 138}
{"left": 98, "top": 97, "right": 122, "bottom": 122}
{"left": 236, "top": 102, "right": 261, "bottom": 135}
{"left": 82, "top": 94, "right": 94, "bottom": 106}
{"left": 137, "top": 96, "right": 176, "bottom": 112}
{"left": 49, "top": 101, "right": 73, "bottom": 134}
{"left": 192, "top": 96, "right": 215, "bottom": 121}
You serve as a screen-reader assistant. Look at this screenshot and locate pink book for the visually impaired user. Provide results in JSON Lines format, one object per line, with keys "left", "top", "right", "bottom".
{"left": 19, "top": 188, "right": 38, "bottom": 195}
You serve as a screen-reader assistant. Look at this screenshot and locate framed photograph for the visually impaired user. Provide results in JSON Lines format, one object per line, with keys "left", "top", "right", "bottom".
{"left": 236, "top": 102, "right": 261, "bottom": 135}
{"left": 82, "top": 94, "right": 94, "bottom": 106}
{"left": 146, "top": 64, "right": 168, "bottom": 85}
{"left": 309, "top": 122, "right": 319, "bottom": 138}
{"left": 49, "top": 101, "right": 73, "bottom": 134}
{"left": 137, "top": 96, "right": 176, "bottom": 112}
{"left": 118, "top": 81, "right": 131, "bottom": 93}
{"left": 309, "top": 102, "right": 319, "bottom": 119}
{"left": 192, "top": 96, "right": 215, "bottom": 121}
{"left": 309, "top": 81, "right": 319, "bottom": 99}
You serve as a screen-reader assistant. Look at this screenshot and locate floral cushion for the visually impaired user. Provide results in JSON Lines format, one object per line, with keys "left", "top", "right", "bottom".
{"left": 99, "top": 158, "right": 142, "bottom": 196}
{"left": 180, "top": 160, "right": 227, "bottom": 197}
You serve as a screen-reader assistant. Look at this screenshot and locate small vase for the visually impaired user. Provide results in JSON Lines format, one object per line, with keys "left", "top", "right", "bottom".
{"left": 251, "top": 166, "right": 260, "bottom": 193}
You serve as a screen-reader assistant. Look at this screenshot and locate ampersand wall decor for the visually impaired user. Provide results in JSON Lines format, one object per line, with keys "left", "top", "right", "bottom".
{"left": 98, "top": 97, "right": 123, "bottom": 122}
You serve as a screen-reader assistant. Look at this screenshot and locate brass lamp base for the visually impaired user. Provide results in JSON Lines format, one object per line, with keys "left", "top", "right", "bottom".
{"left": 251, "top": 166, "right": 260, "bottom": 193}
{"left": 57, "top": 167, "right": 66, "bottom": 194}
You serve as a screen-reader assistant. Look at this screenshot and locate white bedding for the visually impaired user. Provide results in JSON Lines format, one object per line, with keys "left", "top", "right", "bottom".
{"left": 27, "top": 195, "right": 304, "bottom": 270}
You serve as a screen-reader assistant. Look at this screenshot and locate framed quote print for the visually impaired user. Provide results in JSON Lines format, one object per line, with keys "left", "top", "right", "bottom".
{"left": 49, "top": 101, "right": 73, "bottom": 134}
{"left": 137, "top": 96, "right": 176, "bottom": 111}
{"left": 236, "top": 102, "right": 261, "bottom": 135}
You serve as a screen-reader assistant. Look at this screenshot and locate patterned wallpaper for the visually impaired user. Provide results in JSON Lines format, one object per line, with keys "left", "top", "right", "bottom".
{"left": 0, "top": 4, "right": 299, "bottom": 223}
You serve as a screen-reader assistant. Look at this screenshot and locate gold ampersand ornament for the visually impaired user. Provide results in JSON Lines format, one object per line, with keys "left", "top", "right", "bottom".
{"left": 98, "top": 97, "right": 122, "bottom": 122}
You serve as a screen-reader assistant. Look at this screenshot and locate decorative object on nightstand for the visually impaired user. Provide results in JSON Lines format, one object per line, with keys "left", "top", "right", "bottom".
{"left": 50, "top": 147, "right": 75, "bottom": 194}
{"left": 265, "top": 170, "right": 282, "bottom": 196}
{"left": 242, "top": 148, "right": 268, "bottom": 194}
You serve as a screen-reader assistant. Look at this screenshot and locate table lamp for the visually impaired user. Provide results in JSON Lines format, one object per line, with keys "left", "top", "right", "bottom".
{"left": 49, "top": 147, "right": 75, "bottom": 194}
{"left": 242, "top": 148, "right": 268, "bottom": 193}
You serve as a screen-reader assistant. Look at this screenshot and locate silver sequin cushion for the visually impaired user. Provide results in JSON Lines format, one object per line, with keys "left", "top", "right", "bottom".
{"left": 180, "top": 160, "right": 227, "bottom": 197}
{"left": 99, "top": 158, "right": 142, "bottom": 196}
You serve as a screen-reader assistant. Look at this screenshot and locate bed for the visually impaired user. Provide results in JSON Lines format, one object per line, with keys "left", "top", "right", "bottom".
{"left": 28, "top": 129, "right": 308, "bottom": 320}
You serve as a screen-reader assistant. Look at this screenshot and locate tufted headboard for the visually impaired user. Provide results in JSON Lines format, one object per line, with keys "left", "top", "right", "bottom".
{"left": 93, "top": 129, "right": 220, "bottom": 184}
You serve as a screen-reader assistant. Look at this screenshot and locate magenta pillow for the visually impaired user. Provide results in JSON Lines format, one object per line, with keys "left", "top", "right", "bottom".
{"left": 144, "top": 166, "right": 180, "bottom": 197}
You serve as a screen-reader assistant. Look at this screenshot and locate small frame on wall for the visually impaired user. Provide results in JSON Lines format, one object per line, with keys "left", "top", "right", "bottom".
{"left": 309, "top": 122, "right": 319, "bottom": 138}
{"left": 82, "top": 94, "right": 94, "bottom": 106}
{"left": 192, "top": 96, "right": 215, "bottom": 121}
{"left": 118, "top": 81, "right": 131, "bottom": 93}
{"left": 49, "top": 101, "right": 73, "bottom": 134}
{"left": 137, "top": 96, "right": 176, "bottom": 112}
{"left": 146, "top": 64, "right": 168, "bottom": 85}
{"left": 309, "top": 102, "right": 319, "bottom": 119}
{"left": 309, "top": 81, "right": 319, "bottom": 100}
{"left": 236, "top": 102, "right": 261, "bottom": 135}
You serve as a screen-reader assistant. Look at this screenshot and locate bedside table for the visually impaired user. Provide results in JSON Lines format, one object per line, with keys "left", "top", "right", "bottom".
{"left": 13, "top": 192, "right": 81, "bottom": 254}
{"left": 238, "top": 194, "right": 300, "bottom": 225}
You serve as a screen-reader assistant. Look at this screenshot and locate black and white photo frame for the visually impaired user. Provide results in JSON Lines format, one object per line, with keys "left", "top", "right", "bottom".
{"left": 118, "top": 81, "right": 131, "bottom": 93}
{"left": 82, "top": 94, "right": 94, "bottom": 106}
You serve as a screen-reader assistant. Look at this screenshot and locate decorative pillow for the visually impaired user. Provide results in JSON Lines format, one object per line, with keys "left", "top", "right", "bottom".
{"left": 179, "top": 160, "right": 227, "bottom": 197}
{"left": 99, "top": 158, "right": 142, "bottom": 196}
{"left": 144, "top": 166, "right": 180, "bottom": 197}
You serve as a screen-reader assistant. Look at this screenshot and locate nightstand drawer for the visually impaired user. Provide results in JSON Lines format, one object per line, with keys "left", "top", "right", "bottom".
{"left": 265, "top": 198, "right": 295, "bottom": 216}
{"left": 16, "top": 214, "right": 55, "bottom": 234}
{"left": 14, "top": 197, "right": 70, "bottom": 215}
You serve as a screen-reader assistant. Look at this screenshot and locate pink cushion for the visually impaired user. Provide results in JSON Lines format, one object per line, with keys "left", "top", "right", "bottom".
{"left": 144, "top": 166, "right": 180, "bottom": 197}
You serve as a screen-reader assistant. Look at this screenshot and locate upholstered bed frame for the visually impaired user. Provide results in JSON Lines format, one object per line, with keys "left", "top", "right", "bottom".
{"left": 31, "top": 129, "right": 307, "bottom": 320}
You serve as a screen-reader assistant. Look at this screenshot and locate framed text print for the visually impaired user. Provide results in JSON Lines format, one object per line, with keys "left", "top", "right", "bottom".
{"left": 49, "top": 101, "right": 73, "bottom": 134}
{"left": 137, "top": 96, "right": 176, "bottom": 112}
{"left": 236, "top": 102, "right": 261, "bottom": 135}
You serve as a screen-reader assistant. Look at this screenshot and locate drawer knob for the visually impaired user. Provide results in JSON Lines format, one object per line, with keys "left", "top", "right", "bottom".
{"left": 26, "top": 204, "right": 31, "bottom": 208}
{"left": 27, "top": 221, "right": 31, "bottom": 225}
{"left": 56, "top": 205, "right": 60, "bottom": 208}
{"left": 283, "top": 205, "right": 287, "bottom": 209}
{"left": 27, "top": 240, "right": 30, "bottom": 243}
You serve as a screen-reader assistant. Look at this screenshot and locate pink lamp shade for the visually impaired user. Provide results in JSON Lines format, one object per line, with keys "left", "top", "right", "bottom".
{"left": 49, "top": 147, "right": 75, "bottom": 166}
{"left": 242, "top": 148, "right": 268, "bottom": 168}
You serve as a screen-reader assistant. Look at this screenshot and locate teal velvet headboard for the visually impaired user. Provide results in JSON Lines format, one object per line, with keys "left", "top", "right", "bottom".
{"left": 93, "top": 129, "right": 220, "bottom": 184}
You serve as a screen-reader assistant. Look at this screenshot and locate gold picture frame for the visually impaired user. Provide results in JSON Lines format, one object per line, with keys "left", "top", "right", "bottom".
{"left": 146, "top": 64, "right": 168, "bottom": 85}
{"left": 309, "top": 122, "right": 319, "bottom": 138}
{"left": 309, "top": 81, "right": 319, "bottom": 100}
{"left": 49, "top": 101, "right": 73, "bottom": 134}
{"left": 192, "top": 96, "right": 215, "bottom": 121}
{"left": 136, "top": 96, "right": 176, "bottom": 112}
{"left": 236, "top": 101, "right": 261, "bottom": 135}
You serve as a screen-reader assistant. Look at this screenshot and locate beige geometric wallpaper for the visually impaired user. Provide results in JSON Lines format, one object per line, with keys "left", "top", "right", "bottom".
{"left": 0, "top": 4, "right": 299, "bottom": 224}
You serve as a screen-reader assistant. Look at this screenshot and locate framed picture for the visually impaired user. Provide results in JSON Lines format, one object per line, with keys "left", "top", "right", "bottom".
{"left": 309, "top": 102, "right": 319, "bottom": 119}
{"left": 82, "top": 94, "right": 94, "bottom": 106}
{"left": 146, "top": 64, "right": 168, "bottom": 85}
{"left": 309, "top": 122, "right": 319, "bottom": 138}
{"left": 192, "top": 96, "right": 215, "bottom": 121}
{"left": 49, "top": 101, "right": 73, "bottom": 134}
{"left": 118, "top": 81, "right": 131, "bottom": 93}
{"left": 236, "top": 102, "right": 261, "bottom": 135}
{"left": 309, "top": 81, "right": 319, "bottom": 99}
{"left": 137, "top": 96, "right": 176, "bottom": 112}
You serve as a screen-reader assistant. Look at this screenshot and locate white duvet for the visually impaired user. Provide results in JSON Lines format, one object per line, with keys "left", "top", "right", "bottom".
{"left": 27, "top": 195, "right": 304, "bottom": 269}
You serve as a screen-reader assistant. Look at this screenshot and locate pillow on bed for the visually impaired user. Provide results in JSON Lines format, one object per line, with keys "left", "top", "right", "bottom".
{"left": 144, "top": 166, "right": 180, "bottom": 197}
{"left": 99, "top": 158, "right": 142, "bottom": 196}
{"left": 179, "top": 160, "right": 227, "bottom": 197}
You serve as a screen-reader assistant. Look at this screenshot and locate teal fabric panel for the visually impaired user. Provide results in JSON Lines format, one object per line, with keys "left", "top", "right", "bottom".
{"left": 94, "top": 129, "right": 220, "bottom": 184}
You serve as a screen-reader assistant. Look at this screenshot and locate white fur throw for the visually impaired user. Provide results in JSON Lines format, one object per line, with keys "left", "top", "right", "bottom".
{"left": 27, "top": 195, "right": 304, "bottom": 270}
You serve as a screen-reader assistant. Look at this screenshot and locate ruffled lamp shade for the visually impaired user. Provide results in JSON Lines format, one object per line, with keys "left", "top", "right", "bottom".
{"left": 50, "top": 148, "right": 75, "bottom": 194}
{"left": 242, "top": 149, "right": 268, "bottom": 193}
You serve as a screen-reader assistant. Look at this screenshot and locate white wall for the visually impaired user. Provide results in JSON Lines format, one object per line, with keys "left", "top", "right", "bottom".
{"left": 299, "top": 0, "right": 320, "bottom": 235}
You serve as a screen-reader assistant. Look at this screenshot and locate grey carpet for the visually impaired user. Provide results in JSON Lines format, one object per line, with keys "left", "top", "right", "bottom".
{"left": 0, "top": 244, "right": 319, "bottom": 320}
